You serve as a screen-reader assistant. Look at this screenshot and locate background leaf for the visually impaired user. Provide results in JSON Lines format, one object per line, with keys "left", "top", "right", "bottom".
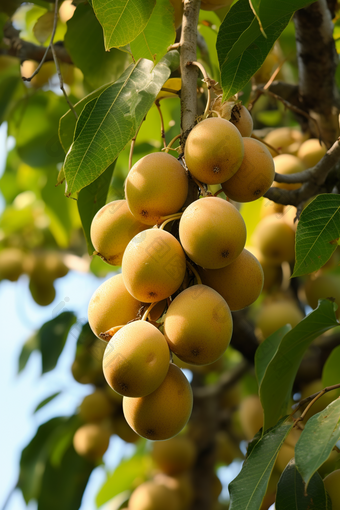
{"left": 292, "top": 194, "right": 340, "bottom": 277}
{"left": 36, "top": 311, "right": 77, "bottom": 373}
{"left": 255, "top": 325, "right": 291, "bottom": 388}
{"left": 130, "top": 0, "right": 176, "bottom": 64}
{"left": 64, "top": 3, "right": 130, "bottom": 89}
{"left": 295, "top": 398, "right": 340, "bottom": 485}
{"left": 92, "top": 0, "right": 156, "bottom": 50}
{"left": 322, "top": 344, "right": 340, "bottom": 397}
{"left": 276, "top": 460, "right": 332, "bottom": 509}
{"left": 77, "top": 161, "right": 116, "bottom": 255}
{"left": 229, "top": 417, "right": 293, "bottom": 510}
{"left": 34, "top": 392, "right": 61, "bottom": 413}
{"left": 259, "top": 300, "right": 338, "bottom": 431}
{"left": 63, "top": 50, "right": 179, "bottom": 195}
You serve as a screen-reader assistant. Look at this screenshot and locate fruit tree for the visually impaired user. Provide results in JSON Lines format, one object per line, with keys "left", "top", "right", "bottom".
{"left": 1, "top": 0, "right": 340, "bottom": 509}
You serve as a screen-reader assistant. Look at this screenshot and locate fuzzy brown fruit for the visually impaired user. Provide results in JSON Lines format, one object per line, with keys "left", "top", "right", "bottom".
{"left": 90, "top": 200, "right": 146, "bottom": 266}
{"left": 198, "top": 249, "right": 264, "bottom": 311}
{"left": 255, "top": 298, "right": 304, "bottom": 340}
{"left": 73, "top": 423, "right": 110, "bottom": 460}
{"left": 184, "top": 117, "right": 244, "bottom": 184}
{"left": 230, "top": 104, "right": 253, "bottom": 137}
{"left": 88, "top": 273, "right": 140, "bottom": 339}
{"left": 252, "top": 215, "right": 295, "bottom": 264}
{"left": 272, "top": 154, "right": 305, "bottom": 191}
{"left": 239, "top": 395, "right": 264, "bottom": 440}
{"left": 125, "top": 152, "right": 188, "bottom": 226}
{"left": 323, "top": 469, "right": 340, "bottom": 510}
{"left": 0, "top": 248, "right": 25, "bottom": 281}
{"left": 179, "top": 196, "right": 247, "bottom": 269}
{"left": 79, "top": 389, "right": 114, "bottom": 423}
{"left": 151, "top": 435, "right": 196, "bottom": 475}
{"left": 103, "top": 320, "right": 170, "bottom": 397}
{"left": 122, "top": 229, "right": 186, "bottom": 302}
{"left": 128, "top": 480, "right": 181, "bottom": 510}
{"left": 123, "top": 363, "right": 193, "bottom": 440}
{"left": 221, "top": 137, "right": 275, "bottom": 202}
{"left": 164, "top": 284, "right": 233, "bottom": 365}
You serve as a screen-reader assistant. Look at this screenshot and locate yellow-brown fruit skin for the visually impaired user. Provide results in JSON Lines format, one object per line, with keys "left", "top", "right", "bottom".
{"left": 239, "top": 395, "right": 263, "bottom": 440}
{"left": 73, "top": 423, "right": 110, "bottom": 461}
{"left": 90, "top": 200, "right": 146, "bottom": 266}
{"left": 79, "top": 389, "right": 114, "bottom": 423}
{"left": 0, "top": 248, "right": 25, "bottom": 281}
{"left": 221, "top": 138, "right": 275, "bottom": 202}
{"left": 152, "top": 436, "right": 196, "bottom": 475}
{"left": 164, "top": 285, "right": 233, "bottom": 365}
{"left": 113, "top": 415, "right": 140, "bottom": 443}
{"left": 323, "top": 469, "right": 340, "bottom": 510}
{"left": 122, "top": 229, "right": 186, "bottom": 303}
{"left": 255, "top": 300, "right": 304, "bottom": 340}
{"left": 198, "top": 249, "right": 264, "bottom": 311}
{"left": 298, "top": 138, "right": 327, "bottom": 168}
{"left": 304, "top": 274, "right": 340, "bottom": 319}
{"left": 128, "top": 480, "right": 181, "bottom": 510}
{"left": 154, "top": 473, "right": 194, "bottom": 510}
{"left": 123, "top": 363, "right": 193, "bottom": 441}
{"left": 252, "top": 215, "right": 295, "bottom": 264}
{"left": 264, "top": 127, "right": 306, "bottom": 157}
{"left": 103, "top": 320, "right": 170, "bottom": 397}
{"left": 230, "top": 104, "right": 253, "bottom": 137}
{"left": 300, "top": 379, "right": 335, "bottom": 421}
{"left": 88, "top": 273, "right": 140, "bottom": 339}
{"left": 29, "top": 278, "right": 56, "bottom": 306}
{"left": 179, "top": 197, "right": 247, "bottom": 269}
{"left": 272, "top": 154, "right": 305, "bottom": 191}
{"left": 125, "top": 152, "right": 188, "bottom": 226}
{"left": 184, "top": 118, "right": 244, "bottom": 184}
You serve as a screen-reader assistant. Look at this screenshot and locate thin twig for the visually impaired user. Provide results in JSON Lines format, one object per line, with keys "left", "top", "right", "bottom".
{"left": 187, "top": 60, "right": 212, "bottom": 119}
{"left": 51, "top": 45, "right": 78, "bottom": 119}
{"left": 22, "top": 0, "right": 60, "bottom": 82}
{"left": 155, "top": 101, "right": 167, "bottom": 149}
{"left": 293, "top": 382, "right": 340, "bottom": 426}
{"left": 251, "top": 132, "right": 281, "bottom": 155}
{"left": 193, "top": 359, "right": 250, "bottom": 399}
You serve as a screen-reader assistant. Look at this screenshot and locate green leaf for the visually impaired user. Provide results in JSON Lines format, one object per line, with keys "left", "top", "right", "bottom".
{"left": 292, "top": 194, "right": 340, "bottom": 277}
{"left": 276, "top": 460, "right": 332, "bottom": 509}
{"left": 255, "top": 325, "right": 291, "bottom": 388}
{"left": 229, "top": 417, "right": 293, "bottom": 510}
{"left": 8, "top": 91, "right": 67, "bottom": 167}
{"left": 322, "top": 344, "right": 340, "bottom": 397}
{"left": 36, "top": 311, "right": 77, "bottom": 373}
{"left": 259, "top": 300, "right": 338, "bottom": 431}
{"left": 96, "top": 454, "right": 151, "bottom": 507}
{"left": 63, "top": 50, "right": 179, "bottom": 195}
{"left": 77, "top": 161, "right": 116, "bottom": 254}
{"left": 34, "top": 392, "right": 61, "bottom": 413}
{"left": 37, "top": 443, "right": 93, "bottom": 510}
{"left": 130, "top": 0, "right": 176, "bottom": 64}
{"left": 18, "top": 334, "right": 39, "bottom": 373}
{"left": 64, "top": 3, "right": 130, "bottom": 89}
{"left": 59, "top": 84, "right": 111, "bottom": 153}
{"left": 0, "top": 76, "right": 21, "bottom": 125}
{"left": 92, "top": 0, "right": 156, "bottom": 50}
{"left": 216, "top": 0, "right": 317, "bottom": 100}
{"left": 18, "top": 417, "right": 66, "bottom": 503}
{"left": 295, "top": 398, "right": 340, "bottom": 486}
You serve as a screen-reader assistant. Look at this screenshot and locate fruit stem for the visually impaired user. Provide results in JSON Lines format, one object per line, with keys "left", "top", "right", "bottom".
{"left": 164, "top": 133, "right": 182, "bottom": 153}
{"left": 186, "top": 259, "right": 202, "bottom": 285}
{"left": 187, "top": 60, "right": 212, "bottom": 119}
{"left": 191, "top": 175, "right": 209, "bottom": 197}
{"left": 214, "top": 188, "right": 225, "bottom": 198}
{"left": 155, "top": 100, "right": 167, "bottom": 149}
{"left": 141, "top": 302, "right": 158, "bottom": 322}
{"left": 159, "top": 213, "right": 183, "bottom": 230}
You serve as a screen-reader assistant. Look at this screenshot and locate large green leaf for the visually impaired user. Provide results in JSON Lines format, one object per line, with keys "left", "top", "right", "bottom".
{"left": 34, "top": 392, "right": 61, "bottom": 413}
{"left": 295, "top": 398, "right": 340, "bottom": 486}
{"left": 217, "top": 0, "right": 316, "bottom": 100}
{"left": 292, "top": 194, "right": 340, "bottom": 277}
{"left": 130, "top": 0, "right": 176, "bottom": 64}
{"left": 18, "top": 417, "right": 66, "bottom": 503}
{"left": 0, "top": 76, "right": 21, "bottom": 125}
{"left": 322, "top": 344, "right": 340, "bottom": 397}
{"left": 77, "top": 161, "right": 116, "bottom": 254}
{"left": 96, "top": 454, "right": 151, "bottom": 507}
{"left": 37, "top": 443, "right": 93, "bottom": 510}
{"left": 59, "top": 84, "right": 111, "bottom": 153}
{"left": 8, "top": 91, "right": 67, "bottom": 167}
{"left": 92, "top": 0, "right": 156, "bottom": 50}
{"left": 63, "top": 50, "right": 179, "bottom": 195}
{"left": 35, "top": 311, "right": 77, "bottom": 373}
{"left": 229, "top": 417, "right": 293, "bottom": 510}
{"left": 64, "top": 3, "right": 130, "bottom": 89}
{"left": 258, "top": 300, "right": 338, "bottom": 431}
{"left": 18, "top": 334, "right": 39, "bottom": 373}
{"left": 276, "top": 460, "right": 332, "bottom": 509}
{"left": 255, "top": 325, "right": 291, "bottom": 388}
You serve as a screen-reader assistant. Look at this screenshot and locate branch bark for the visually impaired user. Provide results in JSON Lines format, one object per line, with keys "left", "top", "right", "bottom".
{"left": 294, "top": 0, "right": 340, "bottom": 145}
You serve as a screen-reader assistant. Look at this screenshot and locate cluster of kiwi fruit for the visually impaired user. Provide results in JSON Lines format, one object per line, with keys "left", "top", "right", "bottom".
{"left": 86, "top": 98, "right": 283, "bottom": 442}
{"left": 0, "top": 247, "right": 68, "bottom": 306}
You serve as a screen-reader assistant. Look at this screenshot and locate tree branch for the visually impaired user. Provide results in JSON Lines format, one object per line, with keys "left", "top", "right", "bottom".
{"left": 294, "top": 0, "right": 340, "bottom": 145}
{"left": 2, "top": 22, "right": 73, "bottom": 65}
